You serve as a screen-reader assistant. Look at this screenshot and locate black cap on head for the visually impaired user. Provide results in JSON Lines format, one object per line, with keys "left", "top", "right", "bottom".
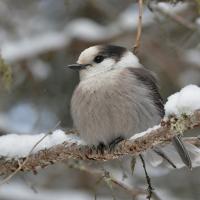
{"left": 98, "top": 45, "right": 127, "bottom": 62}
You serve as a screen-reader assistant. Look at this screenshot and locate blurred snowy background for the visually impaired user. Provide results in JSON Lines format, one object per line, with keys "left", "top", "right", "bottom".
{"left": 0, "top": 0, "right": 200, "bottom": 200}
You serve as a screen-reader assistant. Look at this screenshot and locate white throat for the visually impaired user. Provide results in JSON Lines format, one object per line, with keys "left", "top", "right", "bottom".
{"left": 79, "top": 51, "right": 142, "bottom": 81}
{"left": 79, "top": 58, "right": 115, "bottom": 81}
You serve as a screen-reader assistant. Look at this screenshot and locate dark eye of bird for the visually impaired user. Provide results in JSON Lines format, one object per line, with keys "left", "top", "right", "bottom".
{"left": 94, "top": 55, "right": 104, "bottom": 63}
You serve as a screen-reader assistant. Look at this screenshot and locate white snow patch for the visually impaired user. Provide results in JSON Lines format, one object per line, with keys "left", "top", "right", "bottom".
{"left": 0, "top": 129, "right": 84, "bottom": 158}
{"left": 1, "top": 4, "right": 155, "bottom": 63}
{"left": 165, "top": 85, "right": 200, "bottom": 117}
{"left": 118, "top": 5, "right": 154, "bottom": 31}
{"left": 66, "top": 18, "right": 109, "bottom": 41}
{"left": 2, "top": 32, "right": 68, "bottom": 63}
{"left": 157, "top": 2, "right": 188, "bottom": 13}
{"left": 129, "top": 125, "right": 160, "bottom": 141}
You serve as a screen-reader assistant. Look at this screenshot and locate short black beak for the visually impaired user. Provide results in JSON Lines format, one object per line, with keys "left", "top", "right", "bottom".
{"left": 67, "top": 64, "right": 88, "bottom": 70}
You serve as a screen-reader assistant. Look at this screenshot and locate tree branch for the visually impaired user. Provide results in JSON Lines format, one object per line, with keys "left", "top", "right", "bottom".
{"left": 67, "top": 161, "right": 146, "bottom": 198}
{"left": 0, "top": 110, "right": 199, "bottom": 176}
{"left": 151, "top": 3, "right": 200, "bottom": 33}
{"left": 133, "top": 0, "right": 143, "bottom": 54}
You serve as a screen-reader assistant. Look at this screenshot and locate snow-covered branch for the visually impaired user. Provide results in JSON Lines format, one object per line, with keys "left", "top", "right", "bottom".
{"left": 0, "top": 111, "right": 199, "bottom": 176}
{"left": 0, "top": 85, "right": 200, "bottom": 176}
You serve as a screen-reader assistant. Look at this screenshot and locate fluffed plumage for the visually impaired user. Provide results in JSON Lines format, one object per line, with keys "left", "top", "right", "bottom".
{"left": 69, "top": 45, "right": 196, "bottom": 169}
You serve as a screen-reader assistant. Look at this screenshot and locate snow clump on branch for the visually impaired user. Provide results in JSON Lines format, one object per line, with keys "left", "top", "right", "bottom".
{"left": 165, "top": 85, "right": 200, "bottom": 117}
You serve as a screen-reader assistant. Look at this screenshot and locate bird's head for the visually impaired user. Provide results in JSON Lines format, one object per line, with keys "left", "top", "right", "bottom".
{"left": 67, "top": 45, "right": 141, "bottom": 80}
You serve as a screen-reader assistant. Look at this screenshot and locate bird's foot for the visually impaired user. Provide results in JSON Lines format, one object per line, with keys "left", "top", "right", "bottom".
{"left": 96, "top": 142, "right": 107, "bottom": 154}
{"left": 109, "top": 136, "right": 124, "bottom": 152}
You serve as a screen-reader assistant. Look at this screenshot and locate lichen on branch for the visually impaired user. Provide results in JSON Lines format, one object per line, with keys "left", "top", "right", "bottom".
{"left": 0, "top": 55, "right": 12, "bottom": 90}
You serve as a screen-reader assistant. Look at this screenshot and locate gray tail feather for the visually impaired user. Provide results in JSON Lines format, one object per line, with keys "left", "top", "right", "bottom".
{"left": 172, "top": 135, "right": 192, "bottom": 169}
{"left": 144, "top": 139, "right": 200, "bottom": 169}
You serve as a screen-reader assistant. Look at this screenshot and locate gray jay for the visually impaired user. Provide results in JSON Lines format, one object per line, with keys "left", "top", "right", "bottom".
{"left": 68, "top": 45, "right": 191, "bottom": 169}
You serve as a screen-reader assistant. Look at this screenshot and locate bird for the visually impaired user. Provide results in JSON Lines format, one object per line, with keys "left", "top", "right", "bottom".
{"left": 68, "top": 44, "right": 192, "bottom": 169}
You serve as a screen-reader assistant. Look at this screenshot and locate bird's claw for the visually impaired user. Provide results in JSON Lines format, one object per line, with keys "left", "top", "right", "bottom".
{"left": 96, "top": 142, "right": 107, "bottom": 154}
{"left": 109, "top": 136, "right": 124, "bottom": 153}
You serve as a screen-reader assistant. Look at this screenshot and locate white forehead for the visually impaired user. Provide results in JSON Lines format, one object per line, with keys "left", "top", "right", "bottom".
{"left": 77, "top": 46, "right": 99, "bottom": 64}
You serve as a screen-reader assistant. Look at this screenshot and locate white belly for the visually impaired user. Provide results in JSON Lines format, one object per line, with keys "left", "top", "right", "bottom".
{"left": 71, "top": 70, "right": 161, "bottom": 145}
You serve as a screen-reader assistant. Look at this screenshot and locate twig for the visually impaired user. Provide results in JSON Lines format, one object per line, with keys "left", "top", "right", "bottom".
{"left": 0, "top": 134, "right": 49, "bottom": 185}
{"left": 0, "top": 111, "right": 199, "bottom": 175}
{"left": 139, "top": 154, "right": 154, "bottom": 200}
{"left": 151, "top": 3, "right": 200, "bottom": 33}
{"left": 183, "top": 136, "right": 200, "bottom": 147}
{"left": 68, "top": 161, "right": 146, "bottom": 198}
{"left": 133, "top": 0, "right": 143, "bottom": 54}
{"left": 153, "top": 147, "right": 177, "bottom": 168}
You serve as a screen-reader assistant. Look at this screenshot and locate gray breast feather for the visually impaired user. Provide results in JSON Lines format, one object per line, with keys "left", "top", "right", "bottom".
{"left": 71, "top": 68, "right": 163, "bottom": 145}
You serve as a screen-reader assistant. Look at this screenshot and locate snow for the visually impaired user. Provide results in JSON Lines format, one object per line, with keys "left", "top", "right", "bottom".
{"left": 157, "top": 2, "right": 188, "bottom": 13}
{"left": 0, "top": 103, "right": 58, "bottom": 134}
{"left": 0, "top": 2, "right": 193, "bottom": 64}
{"left": 0, "top": 85, "right": 199, "bottom": 159}
{"left": 164, "top": 85, "right": 200, "bottom": 117}
{"left": 129, "top": 125, "right": 160, "bottom": 141}
{"left": 66, "top": 18, "right": 109, "bottom": 41}
{"left": 2, "top": 32, "right": 69, "bottom": 63}
{"left": 0, "top": 130, "right": 84, "bottom": 158}
{"left": 1, "top": 4, "right": 156, "bottom": 63}
{"left": 118, "top": 5, "right": 154, "bottom": 31}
